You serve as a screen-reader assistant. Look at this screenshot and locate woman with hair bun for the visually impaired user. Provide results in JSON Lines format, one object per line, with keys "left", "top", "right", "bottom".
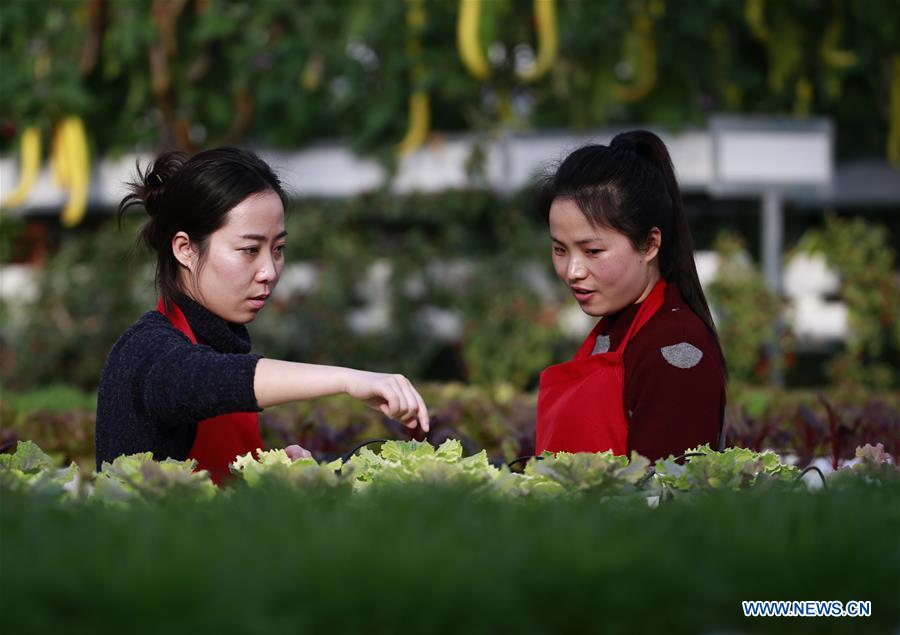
{"left": 96, "top": 147, "right": 429, "bottom": 483}
{"left": 535, "top": 130, "right": 726, "bottom": 461}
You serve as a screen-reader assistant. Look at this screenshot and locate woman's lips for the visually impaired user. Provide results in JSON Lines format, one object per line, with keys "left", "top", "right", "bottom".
{"left": 248, "top": 296, "right": 268, "bottom": 310}
{"left": 571, "top": 288, "right": 595, "bottom": 303}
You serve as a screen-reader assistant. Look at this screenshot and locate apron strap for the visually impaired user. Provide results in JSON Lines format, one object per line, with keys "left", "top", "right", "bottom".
{"left": 156, "top": 297, "right": 198, "bottom": 344}
{"left": 617, "top": 279, "right": 667, "bottom": 354}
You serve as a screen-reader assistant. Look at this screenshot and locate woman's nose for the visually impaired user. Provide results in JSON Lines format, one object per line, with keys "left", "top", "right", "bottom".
{"left": 255, "top": 255, "right": 277, "bottom": 282}
{"left": 567, "top": 257, "right": 587, "bottom": 281}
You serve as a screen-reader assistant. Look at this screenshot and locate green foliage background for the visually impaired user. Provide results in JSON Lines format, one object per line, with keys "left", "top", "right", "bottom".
{"left": 1, "top": 1, "right": 897, "bottom": 394}
{"left": 2, "top": 190, "right": 897, "bottom": 393}
{"left": 796, "top": 215, "right": 900, "bottom": 389}
{"left": 1, "top": 0, "right": 898, "bottom": 160}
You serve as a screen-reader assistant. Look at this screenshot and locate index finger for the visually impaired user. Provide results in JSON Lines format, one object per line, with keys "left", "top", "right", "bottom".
{"left": 413, "top": 389, "right": 430, "bottom": 433}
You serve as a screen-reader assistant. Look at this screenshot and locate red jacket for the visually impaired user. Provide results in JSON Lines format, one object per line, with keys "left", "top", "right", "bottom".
{"left": 595, "top": 283, "right": 726, "bottom": 461}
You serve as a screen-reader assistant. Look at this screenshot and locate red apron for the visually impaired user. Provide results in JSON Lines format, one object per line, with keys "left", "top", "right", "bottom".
{"left": 535, "top": 280, "right": 667, "bottom": 455}
{"left": 157, "top": 298, "right": 264, "bottom": 485}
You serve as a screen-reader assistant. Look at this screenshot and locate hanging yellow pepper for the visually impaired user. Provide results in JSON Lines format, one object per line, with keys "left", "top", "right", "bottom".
{"left": 51, "top": 116, "right": 91, "bottom": 227}
{"left": 397, "top": 0, "right": 430, "bottom": 154}
{"left": 889, "top": 56, "right": 900, "bottom": 165}
{"left": 820, "top": 18, "right": 858, "bottom": 69}
{"left": 745, "top": 0, "right": 768, "bottom": 41}
{"left": 517, "top": 0, "right": 558, "bottom": 83}
{"left": 457, "top": 0, "right": 490, "bottom": 81}
{"left": 612, "top": 14, "right": 657, "bottom": 102}
{"left": 458, "top": 0, "right": 558, "bottom": 83}
{"left": 1, "top": 127, "right": 41, "bottom": 209}
{"left": 793, "top": 76, "right": 813, "bottom": 118}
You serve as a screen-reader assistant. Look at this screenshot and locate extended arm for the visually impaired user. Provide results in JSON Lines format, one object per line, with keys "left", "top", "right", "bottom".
{"left": 140, "top": 329, "right": 429, "bottom": 432}
{"left": 254, "top": 359, "right": 429, "bottom": 431}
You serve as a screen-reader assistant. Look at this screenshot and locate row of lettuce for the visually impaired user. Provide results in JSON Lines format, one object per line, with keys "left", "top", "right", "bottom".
{"left": 5, "top": 382, "right": 899, "bottom": 478}
{"left": 2, "top": 438, "right": 897, "bottom": 506}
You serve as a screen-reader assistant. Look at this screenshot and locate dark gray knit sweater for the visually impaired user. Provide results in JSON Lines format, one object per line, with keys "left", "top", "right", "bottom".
{"left": 95, "top": 297, "right": 261, "bottom": 469}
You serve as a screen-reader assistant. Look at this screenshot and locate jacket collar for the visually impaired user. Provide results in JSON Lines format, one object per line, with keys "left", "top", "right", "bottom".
{"left": 600, "top": 281, "right": 684, "bottom": 345}
{"left": 175, "top": 295, "right": 252, "bottom": 354}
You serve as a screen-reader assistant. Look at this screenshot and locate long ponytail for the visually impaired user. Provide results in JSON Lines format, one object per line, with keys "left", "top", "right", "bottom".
{"left": 614, "top": 131, "right": 724, "bottom": 365}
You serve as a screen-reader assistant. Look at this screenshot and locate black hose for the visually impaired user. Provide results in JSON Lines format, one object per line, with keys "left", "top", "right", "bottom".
{"left": 795, "top": 465, "right": 829, "bottom": 490}
{"left": 637, "top": 468, "right": 657, "bottom": 489}
{"left": 339, "top": 438, "right": 393, "bottom": 464}
{"left": 507, "top": 455, "right": 543, "bottom": 470}
{"left": 636, "top": 451, "right": 706, "bottom": 490}
{"left": 675, "top": 451, "right": 707, "bottom": 461}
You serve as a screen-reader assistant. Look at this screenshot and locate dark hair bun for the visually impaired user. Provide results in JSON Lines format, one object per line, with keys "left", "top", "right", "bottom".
{"left": 140, "top": 151, "right": 188, "bottom": 218}
{"left": 610, "top": 135, "right": 638, "bottom": 154}
{"left": 117, "top": 150, "right": 188, "bottom": 222}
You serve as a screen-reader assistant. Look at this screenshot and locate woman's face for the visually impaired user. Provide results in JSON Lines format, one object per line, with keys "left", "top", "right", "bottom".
{"left": 548, "top": 197, "right": 659, "bottom": 317}
{"left": 180, "top": 189, "right": 286, "bottom": 324}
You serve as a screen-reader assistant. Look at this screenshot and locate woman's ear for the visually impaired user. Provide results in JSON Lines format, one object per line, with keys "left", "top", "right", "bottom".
{"left": 643, "top": 227, "right": 662, "bottom": 262}
{"left": 171, "top": 231, "right": 196, "bottom": 270}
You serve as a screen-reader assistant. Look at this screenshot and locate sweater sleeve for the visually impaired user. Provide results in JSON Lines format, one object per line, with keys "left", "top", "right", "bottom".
{"left": 137, "top": 327, "right": 261, "bottom": 427}
{"left": 623, "top": 321, "right": 725, "bottom": 462}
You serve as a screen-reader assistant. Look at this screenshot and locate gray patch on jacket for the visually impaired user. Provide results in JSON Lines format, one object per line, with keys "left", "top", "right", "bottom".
{"left": 660, "top": 342, "right": 703, "bottom": 369}
{"left": 591, "top": 335, "right": 611, "bottom": 355}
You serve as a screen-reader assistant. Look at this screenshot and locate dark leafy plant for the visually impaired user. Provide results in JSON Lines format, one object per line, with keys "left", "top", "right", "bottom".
{"left": 725, "top": 391, "right": 900, "bottom": 469}
{"left": 706, "top": 231, "right": 788, "bottom": 384}
{"left": 795, "top": 215, "right": 900, "bottom": 389}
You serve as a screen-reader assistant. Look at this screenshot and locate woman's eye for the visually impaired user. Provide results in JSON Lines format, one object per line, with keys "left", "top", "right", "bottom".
{"left": 553, "top": 246, "right": 566, "bottom": 255}
{"left": 586, "top": 249, "right": 602, "bottom": 255}
{"left": 241, "top": 247, "right": 259, "bottom": 255}
{"left": 274, "top": 244, "right": 286, "bottom": 254}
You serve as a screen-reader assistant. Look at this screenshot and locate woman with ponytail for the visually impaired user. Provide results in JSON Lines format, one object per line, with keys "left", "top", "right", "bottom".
{"left": 534, "top": 130, "right": 726, "bottom": 461}
{"left": 96, "top": 147, "right": 429, "bottom": 483}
